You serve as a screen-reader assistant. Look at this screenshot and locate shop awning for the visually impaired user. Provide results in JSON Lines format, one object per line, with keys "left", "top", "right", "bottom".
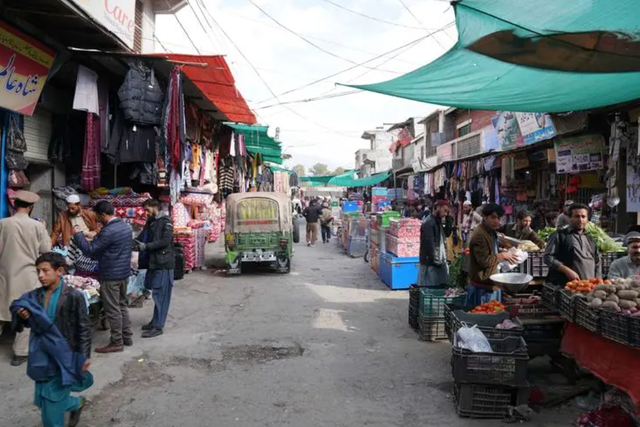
{"left": 299, "top": 175, "right": 336, "bottom": 186}
{"left": 329, "top": 170, "right": 391, "bottom": 187}
{"left": 162, "top": 54, "right": 256, "bottom": 124}
{"left": 268, "top": 165, "right": 295, "bottom": 173}
{"left": 344, "top": 0, "right": 640, "bottom": 113}
{"left": 224, "top": 122, "right": 283, "bottom": 162}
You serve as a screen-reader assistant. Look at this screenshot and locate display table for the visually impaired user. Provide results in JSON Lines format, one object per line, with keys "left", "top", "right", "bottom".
{"left": 561, "top": 323, "right": 640, "bottom": 415}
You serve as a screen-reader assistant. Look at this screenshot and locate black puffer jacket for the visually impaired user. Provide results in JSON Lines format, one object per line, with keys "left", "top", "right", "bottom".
{"left": 139, "top": 215, "right": 175, "bottom": 270}
{"left": 118, "top": 64, "right": 164, "bottom": 125}
{"left": 36, "top": 285, "right": 92, "bottom": 358}
{"left": 420, "top": 214, "right": 445, "bottom": 266}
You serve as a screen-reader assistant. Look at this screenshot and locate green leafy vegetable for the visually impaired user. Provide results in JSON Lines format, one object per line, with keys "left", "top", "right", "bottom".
{"left": 449, "top": 255, "right": 467, "bottom": 289}
{"left": 538, "top": 226, "right": 556, "bottom": 242}
{"left": 585, "top": 222, "right": 625, "bottom": 253}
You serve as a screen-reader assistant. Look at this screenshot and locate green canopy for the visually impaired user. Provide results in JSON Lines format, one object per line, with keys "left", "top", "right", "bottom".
{"left": 224, "top": 122, "right": 284, "bottom": 162}
{"left": 299, "top": 175, "right": 336, "bottom": 186}
{"left": 345, "top": 0, "right": 640, "bottom": 112}
{"left": 268, "top": 165, "right": 295, "bottom": 173}
{"left": 329, "top": 170, "right": 391, "bottom": 187}
{"left": 263, "top": 155, "right": 284, "bottom": 164}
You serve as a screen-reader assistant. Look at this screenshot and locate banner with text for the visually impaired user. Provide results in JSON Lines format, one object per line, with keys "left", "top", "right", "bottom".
{"left": 515, "top": 112, "right": 557, "bottom": 145}
{"left": 69, "top": 0, "right": 136, "bottom": 49}
{"left": 0, "top": 21, "right": 56, "bottom": 116}
{"left": 492, "top": 111, "right": 524, "bottom": 150}
{"left": 554, "top": 134, "right": 604, "bottom": 174}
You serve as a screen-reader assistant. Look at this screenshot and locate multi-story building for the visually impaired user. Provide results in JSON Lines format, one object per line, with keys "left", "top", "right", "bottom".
{"left": 355, "top": 127, "right": 394, "bottom": 177}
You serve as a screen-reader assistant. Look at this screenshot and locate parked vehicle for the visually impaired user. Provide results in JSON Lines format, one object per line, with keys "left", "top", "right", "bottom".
{"left": 224, "top": 192, "right": 299, "bottom": 274}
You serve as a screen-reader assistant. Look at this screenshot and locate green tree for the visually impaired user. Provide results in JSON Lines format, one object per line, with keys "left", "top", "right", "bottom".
{"left": 309, "top": 163, "right": 330, "bottom": 176}
{"left": 292, "top": 164, "right": 306, "bottom": 177}
{"left": 333, "top": 166, "right": 347, "bottom": 175}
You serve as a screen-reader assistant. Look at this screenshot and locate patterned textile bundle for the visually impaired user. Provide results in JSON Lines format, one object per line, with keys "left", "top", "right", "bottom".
{"left": 179, "top": 192, "right": 214, "bottom": 207}
{"left": 171, "top": 203, "right": 190, "bottom": 228}
{"left": 174, "top": 231, "right": 196, "bottom": 271}
{"left": 90, "top": 192, "right": 152, "bottom": 207}
{"left": 385, "top": 234, "right": 420, "bottom": 257}
{"left": 194, "top": 228, "right": 209, "bottom": 269}
{"left": 115, "top": 206, "right": 147, "bottom": 219}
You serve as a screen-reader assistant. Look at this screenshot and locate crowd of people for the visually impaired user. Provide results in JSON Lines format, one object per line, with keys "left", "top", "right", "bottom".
{"left": 301, "top": 197, "right": 334, "bottom": 246}
{"left": 0, "top": 191, "right": 177, "bottom": 426}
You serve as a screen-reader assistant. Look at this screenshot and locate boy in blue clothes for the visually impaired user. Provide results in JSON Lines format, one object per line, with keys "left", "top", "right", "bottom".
{"left": 12, "top": 252, "right": 92, "bottom": 427}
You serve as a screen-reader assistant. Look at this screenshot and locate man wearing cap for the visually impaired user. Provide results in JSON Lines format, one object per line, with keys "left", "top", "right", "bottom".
{"left": 556, "top": 200, "right": 574, "bottom": 229}
{"left": 50, "top": 194, "right": 99, "bottom": 247}
{"left": 461, "top": 200, "right": 482, "bottom": 243}
{"left": 0, "top": 191, "right": 51, "bottom": 365}
{"left": 608, "top": 232, "right": 640, "bottom": 279}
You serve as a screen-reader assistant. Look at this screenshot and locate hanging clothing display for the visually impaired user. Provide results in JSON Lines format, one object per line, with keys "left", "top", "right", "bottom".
{"left": 117, "top": 64, "right": 164, "bottom": 125}
{"left": 73, "top": 65, "right": 99, "bottom": 115}
{"left": 81, "top": 113, "right": 101, "bottom": 191}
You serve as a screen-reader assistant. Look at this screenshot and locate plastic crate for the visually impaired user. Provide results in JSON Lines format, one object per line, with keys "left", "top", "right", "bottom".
{"left": 541, "top": 283, "right": 560, "bottom": 312}
{"left": 408, "top": 307, "right": 419, "bottom": 331}
{"left": 628, "top": 316, "right": 640, "bottom": 350}
{"left": 379, "top": 252, "right": 419, "bottom": 290}
{"left": 600, "top": 310, "right": 631, "bottom": 345}
{"left": 376, "top": 211, "right": 400, "bottom": 227}
{"left": 503, "top": 295, "right": 555, "bottom": 317}
{"left": 444, "top": 304, "right": 524, "bottom": 341}
{"left": 522, "top": 321, "right": 564, "bottom": 342}
{"left": 558, "top": 290, "right": 577, "bottom": 322}
{"left": 575, "top": 298, "right": 600, "bottom": 333}
{"left": 454, "top": 383, "right": 530, "bottom": 419}
{"left": 419, "top": 288, "right": 466, "bottom": 318}
{"left": 418, "top": 316, "right": 447, "bottom": 341}
{"left": 526, "top": 252, "right": 549, "bottom": 277}
{"left": 452, "top": 337, "right": 529, "bottom": 386}
{"left": 602, "top": 252, "right": 626, "bottom": 278}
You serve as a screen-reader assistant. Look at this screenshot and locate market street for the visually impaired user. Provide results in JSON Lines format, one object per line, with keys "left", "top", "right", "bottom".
{"left": 1, "top": 242, "right": 577, "bottom": 427}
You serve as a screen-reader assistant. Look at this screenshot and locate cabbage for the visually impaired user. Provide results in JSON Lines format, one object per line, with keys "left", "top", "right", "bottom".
{"left": 585, "top": 222, "right": 625, "bottom": 253}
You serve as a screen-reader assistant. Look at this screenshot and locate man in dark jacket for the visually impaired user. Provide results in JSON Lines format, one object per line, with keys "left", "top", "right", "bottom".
{"left": 73, "top": 201, "right": 133, "bottom": 353}
{"left": 419, "top": 200, "right": 451, "bottom": 287}
{"left": 12, "top": 252, "right": 92, "bottom": 427}
{"left": 136, "top": 199, "right": 174, "bottom": 338}
{"left": 544, "top": 203, "right": 601, "bottom": 286}
{"left": 302, "top": 199, "right": 322, "bottom": 247}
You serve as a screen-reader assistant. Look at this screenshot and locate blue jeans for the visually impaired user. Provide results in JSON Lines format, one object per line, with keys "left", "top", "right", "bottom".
{"left": 321, "top": 225, "right": 331, "bottom": 242}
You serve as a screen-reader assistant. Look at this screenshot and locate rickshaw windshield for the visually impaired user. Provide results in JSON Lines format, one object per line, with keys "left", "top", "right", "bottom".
{"left": 226, "top": 193, "right": 293, "bottom": 233}
{"left": 237, "top": 199, "right": 279, "bottom": 226}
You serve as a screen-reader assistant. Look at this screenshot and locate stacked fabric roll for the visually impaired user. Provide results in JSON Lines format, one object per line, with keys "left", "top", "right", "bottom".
{"left": 174, "top": 230, "right": 196, "bottom": 271}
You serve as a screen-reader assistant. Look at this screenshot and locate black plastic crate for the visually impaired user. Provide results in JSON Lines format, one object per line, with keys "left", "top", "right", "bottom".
{"left": 418, "top": 316, "right": 447, "bottom": 341}
{"left": 628, "top": 316, "right": 640, "bottom": 350}
{"left": 408, "top": 307, "right": 419, "bottom": 331}
{"left": 409, "top": 285, "right": 421, "bottom": 312}
{"left": 602, "top": 252, "right": 625, "bottom": 278}
{"left": 600, "top": 310, "right": 631, "bottom": 345}
{"left": 558, "top": 290, "right": 577, "bottom": 322}
{"left": 503, "top": 295, "right": 555, "bottom": 317}
{"left": 575, "top": 298, "right": 600, "bottom": 333}
{"left": 522, "top": 321, "right": 564, "bottom": 342}
{"left": 445, "top": 304, "right": 524, "bottom": 341}
{"left": 541, "top": 283, "right": 560, "bottom": 312}
{"left": 452, "top": 337, "right": 528, "bottom": 386}
{"left": 454, "top": 383, "right": 530, "bottom": 419}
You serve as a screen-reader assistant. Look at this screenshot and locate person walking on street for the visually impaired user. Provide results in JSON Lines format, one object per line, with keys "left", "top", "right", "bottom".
{"left": 556, "top": 200, "right": 573, "bottom": 229}
{"left": 320, "top": 202, "right": 333, "bottom": 244}
{"left": 544, "top": 203, "right": 600, "bottom": 286}
{"left": 0, "top": 190, "right": 51, "bottom": 366}
{"left": 419, "top": 200, "right": 451, "bottom": 288}
{"left": 11, "top": 252, "right": 92, "bottom": 427}
{"left": 466, "top": 204, "right": 520, "bottom": 306}
{"left": 303, "top": 199, "right": 322, "bottom": 246}
{"left": 135, "top": 199, "right": 174, "bottom": 338}
{"left": 50, "top": 195, "right": 99, "bottom": 247}
{"left": 73, "top": 201, "right": 133, "bottom": 353}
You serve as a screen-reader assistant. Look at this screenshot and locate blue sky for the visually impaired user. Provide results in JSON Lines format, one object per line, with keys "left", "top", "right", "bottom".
{"left": 156, "top": 0, "right": 456, "bottom": 170}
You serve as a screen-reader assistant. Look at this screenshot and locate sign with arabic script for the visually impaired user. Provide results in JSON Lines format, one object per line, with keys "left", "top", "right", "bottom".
{"left": 554, "top": 134, "right": 604, "bottom": 174}
{"left": 0, "top": 21, "right": 56, "bottom": 116}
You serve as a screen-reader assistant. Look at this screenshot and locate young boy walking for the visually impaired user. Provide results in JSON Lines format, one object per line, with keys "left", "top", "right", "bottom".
{"left": 11, "top": 252, "right": 93, "bottom": 427}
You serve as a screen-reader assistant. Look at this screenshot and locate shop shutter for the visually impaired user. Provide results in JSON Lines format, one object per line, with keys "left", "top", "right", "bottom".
{"left": 23, "top": 109, "right": 52, "bottom": 164}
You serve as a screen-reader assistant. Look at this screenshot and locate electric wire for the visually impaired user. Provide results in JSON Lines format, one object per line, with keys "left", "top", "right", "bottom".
{"left": 245, "top": 0, "right": 401, "bottom": 74}
{"left": 397, "top": 0, "right": 447, "bottom": 50}
{"left": 318, "top": 0, "right": 432, "bottom": 31}
{"left": 163, "top": 0, "right": 201, "bottom": 54}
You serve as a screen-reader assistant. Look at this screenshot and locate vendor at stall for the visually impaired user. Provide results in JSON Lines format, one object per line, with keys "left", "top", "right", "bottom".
{"left": 419, "top": 200, "right": 450, "bottom": 288}
{"left": 544, "top": 203, "right": 601, "bottom": 286}
{"left": 466, "top": 204, "right": 520, "bottom": 306}
{"left": 608, "top": 232, "right": 640, "bottom": 279}
{"left": 503, "top": 210, "right": 546, "bottom": 249}
{"left": 50, "top": 195, "right": 99, "bottom": 246}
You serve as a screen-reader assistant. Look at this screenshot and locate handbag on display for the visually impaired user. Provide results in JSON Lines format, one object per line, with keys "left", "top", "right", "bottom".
{"left": 8, "top": 169, "right": 30, "bottom": 188}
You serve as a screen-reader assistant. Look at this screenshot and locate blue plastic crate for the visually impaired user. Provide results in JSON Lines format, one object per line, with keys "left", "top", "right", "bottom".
{"left": 379, "top": 252, "right": 420, "bottom": 290}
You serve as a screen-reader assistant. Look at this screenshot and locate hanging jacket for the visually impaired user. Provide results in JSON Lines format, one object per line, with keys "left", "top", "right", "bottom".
{"left": 117, "top": 64, "right": 164, "bottom": 126}
{"left": 10, "top": 290, "right": 89, "bottom": 385}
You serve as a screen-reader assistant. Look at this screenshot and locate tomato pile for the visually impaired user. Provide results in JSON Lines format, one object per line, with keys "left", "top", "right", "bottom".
{"left": 565, "top": 278, "right": 611, "bottom": 294}
{"left": 470, "top": 300, "right": 506, "bottom": 314}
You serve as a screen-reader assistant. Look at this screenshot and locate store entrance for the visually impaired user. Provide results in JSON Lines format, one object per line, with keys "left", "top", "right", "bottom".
{"left": 26, "top": 163, "right": 53, "bottom": 232}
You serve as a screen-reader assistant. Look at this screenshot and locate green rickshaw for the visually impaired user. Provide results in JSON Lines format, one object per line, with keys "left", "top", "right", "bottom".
{"left": 224, "top": 192, "right": 300, "bottom": 275}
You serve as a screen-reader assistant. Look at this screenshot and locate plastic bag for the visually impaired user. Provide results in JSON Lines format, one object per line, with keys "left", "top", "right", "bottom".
{"left": 456, "top": 324, "right": 493, "bottom": 352}
{"left": 499, "top": 248, "right": 528, "bottom": 272}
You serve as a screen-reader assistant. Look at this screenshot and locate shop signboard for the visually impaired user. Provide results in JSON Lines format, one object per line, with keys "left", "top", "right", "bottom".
{"left": 0, "top": 21, "right": 56, "bottom": 116}
{"left": 492, "top": 111, "right": 524, "bottom": 151}
{"left": 481, "top": 125, "right": 500, "bottom": 151}
{"left": 69, "top": 0, "right": 136, "bottom": 49}
{"left": 554, "top": 134, "right": 604, "bottom": 174}
{"left": 515, "top": 112, "right": 556, "bottom": 145}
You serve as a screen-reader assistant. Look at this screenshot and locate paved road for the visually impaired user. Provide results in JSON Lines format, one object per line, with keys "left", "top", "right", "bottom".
{"left": 0, "top": 240, "right": 578, "bottom": 426}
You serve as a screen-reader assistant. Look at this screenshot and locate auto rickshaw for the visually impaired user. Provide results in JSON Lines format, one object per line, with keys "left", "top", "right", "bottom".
{"left": 224, "top": 192, "right": 300, "bottom": 274}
